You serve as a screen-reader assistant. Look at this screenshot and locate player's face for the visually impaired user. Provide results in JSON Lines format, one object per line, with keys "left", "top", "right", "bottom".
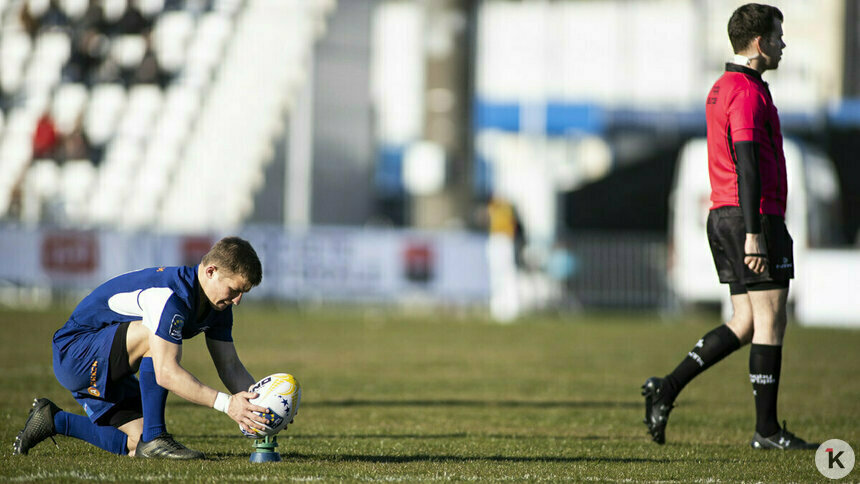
{"left": 205, "top": 268, "right": 252, "bottom": 311}
{"left": 759, "top": 19, "right": 785, "bottom": 70}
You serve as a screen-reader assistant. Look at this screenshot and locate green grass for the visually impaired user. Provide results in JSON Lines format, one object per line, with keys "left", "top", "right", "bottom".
{"left": 1, "top": 305, "right": 858, "bottom": 483}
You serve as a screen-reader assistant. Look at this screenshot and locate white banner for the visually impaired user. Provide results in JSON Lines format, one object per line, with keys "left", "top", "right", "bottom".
{"left": 0, "top": 225, "right": 491, "bottom": 305}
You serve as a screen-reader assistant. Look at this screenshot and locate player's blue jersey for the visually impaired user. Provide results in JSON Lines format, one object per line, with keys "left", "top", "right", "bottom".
{"left": 56, "top": 265, "right": 233, "bottom": 345}
{"left": 52, "top": 265, "right": 234, "bottom": 422}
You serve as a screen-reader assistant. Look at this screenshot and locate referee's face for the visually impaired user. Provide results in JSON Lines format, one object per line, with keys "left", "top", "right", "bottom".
{"left": 760, "top": 19, "right": 785, "bottom": 70}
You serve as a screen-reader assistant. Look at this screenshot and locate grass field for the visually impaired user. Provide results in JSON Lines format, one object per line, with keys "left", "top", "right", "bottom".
{"left": 1, "top": 305, "right": 858, "bottom": 483}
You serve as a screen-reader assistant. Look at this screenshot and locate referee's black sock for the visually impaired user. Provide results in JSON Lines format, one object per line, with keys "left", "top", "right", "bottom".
{"left": 749, "top": 343, "right": 782, "bottom": 437}
{"left": 661, "top": 324, "right": 741, "bottom": 403}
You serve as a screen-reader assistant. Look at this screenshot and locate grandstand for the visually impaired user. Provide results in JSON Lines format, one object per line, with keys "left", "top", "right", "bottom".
{"left": 0, "top": 0, "right": 335, "bottom": 232}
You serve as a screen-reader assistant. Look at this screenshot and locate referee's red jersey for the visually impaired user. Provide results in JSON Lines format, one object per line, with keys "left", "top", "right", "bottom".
{"left": 706, "top": 63, "right": 787, "bottom": 217}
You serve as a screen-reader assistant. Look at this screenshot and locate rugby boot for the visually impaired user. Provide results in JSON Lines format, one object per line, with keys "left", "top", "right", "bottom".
{"left": 12, "top": 398, "right": 61, "bottom": 455}
{"left": 641, "top": 377, "right": 674, "bottom": 445}
{"left": 136, "top": 432, "right": 205, "bottom": 459}
{"left": 750, "top": 421, "right": 818, "bottom": 450}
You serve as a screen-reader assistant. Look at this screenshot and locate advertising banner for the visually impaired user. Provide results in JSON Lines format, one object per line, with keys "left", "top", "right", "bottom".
{"left": 0, "top": 225, "right": 491, "bottom": 305}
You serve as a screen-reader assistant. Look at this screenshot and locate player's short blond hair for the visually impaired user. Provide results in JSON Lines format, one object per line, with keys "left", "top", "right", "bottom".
{"left": 201, "top": 236, "right": 262, "bottom": 286}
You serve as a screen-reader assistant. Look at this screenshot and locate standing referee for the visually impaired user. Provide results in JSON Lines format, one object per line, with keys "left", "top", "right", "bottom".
{"left": 642, "top": 3, "right": 817, "bottom": 449}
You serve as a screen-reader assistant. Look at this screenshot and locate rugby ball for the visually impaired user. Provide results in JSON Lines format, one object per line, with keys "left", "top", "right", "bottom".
{"left": 240, "top": 373, "right": 301, "bottom": 438}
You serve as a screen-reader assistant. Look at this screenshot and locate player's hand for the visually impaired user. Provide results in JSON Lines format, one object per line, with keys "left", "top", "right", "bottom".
{"left": 227, "top": 391, "right": 269, "bottom": 433}
{"left": 743, "top": 233, "right": 767, "bottom": 274}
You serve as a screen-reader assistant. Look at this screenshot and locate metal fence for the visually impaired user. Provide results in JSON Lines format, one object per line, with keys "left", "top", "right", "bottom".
{"left": 563, "top": 231, "right": 674, "bottom": 309}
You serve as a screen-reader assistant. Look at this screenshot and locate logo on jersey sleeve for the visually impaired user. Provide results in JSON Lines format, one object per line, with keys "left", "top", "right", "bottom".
{"left": 169, "top": 314, "right": 185, "bottom": 340}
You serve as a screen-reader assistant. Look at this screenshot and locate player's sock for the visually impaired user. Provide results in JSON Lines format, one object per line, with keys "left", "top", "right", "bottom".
{"left": 661, "top": 324, "right": 741, "bottom": 402}
{"left": 53, "top": 411, "right": 128, "bottom": 455}
{"left": 749, "top": 343, "right": 782, "bottom": 437}
{"left": 139, "top": 357, "right": 168, "bottom": 442}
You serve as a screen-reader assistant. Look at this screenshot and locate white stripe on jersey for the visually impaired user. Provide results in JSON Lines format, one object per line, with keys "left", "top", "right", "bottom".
{"left": 108, "top": 287, "right": 175, "bottom": 334}
{"left": 107, "top": 290, "right": 143, "bottom": 317}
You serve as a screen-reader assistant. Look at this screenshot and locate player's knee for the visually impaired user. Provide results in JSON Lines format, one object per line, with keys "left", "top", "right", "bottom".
{"left": 727, "top": 321, "right": 753, "bottom": 345}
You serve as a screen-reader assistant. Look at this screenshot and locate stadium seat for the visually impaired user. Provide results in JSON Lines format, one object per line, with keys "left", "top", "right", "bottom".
{"left": 3, "top": 108, "right": 40, "bottom": 136}
{"left": 0, "top": 134, "right": 34, "bottom": 217}
{"left": 0, "top": 32, "right": 31, "bottom": 95}
{"left": 34, "top": 31, "right": 71, "bottom": 65}
{"left": 51, "top": 83, "right": 89, "bottom": 135}
{"left": 20, "top": 159, "right": 60, "bottom": 225}
{"left": 110, "top": 34, "right": 148, "bottom": 70}
{"left": 84, "top": 84, "right": 127, "bottom": 146}
{"left": 59, "top": 159, "right": 97, "bottom": 223}
{"left": 1, "top": 0, "right": 335, "bottom": 232}
{"left": 152, "top": 10, "right": 194, "bottom": 74}
{"left": 117, "top": 85, "right": 162, "bottom": 139}
{"left": 58, "top": 0, "right": 89, "bottom": 20}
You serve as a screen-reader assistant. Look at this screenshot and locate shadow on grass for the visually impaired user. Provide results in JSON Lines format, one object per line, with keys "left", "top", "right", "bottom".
{"left": 171, "top": 399, "right": 639, "bottom": 409}
{"left": 192, "top": 433, "right": 623, "bottom": 441}
{"left": 204, "top": 451, "right": 673, "bottom": 464}
{"left": 310, "top": 399, "right": 639, "bottom": 409}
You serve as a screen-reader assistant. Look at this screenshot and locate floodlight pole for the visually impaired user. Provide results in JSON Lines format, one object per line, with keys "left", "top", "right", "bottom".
{"left": 249, "top": 435, "right": 281, "bottom": 463}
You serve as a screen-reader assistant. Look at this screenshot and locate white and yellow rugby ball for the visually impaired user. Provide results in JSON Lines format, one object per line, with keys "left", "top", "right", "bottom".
{"left": 241, "top": 373, "right": 301, "bottom": 438}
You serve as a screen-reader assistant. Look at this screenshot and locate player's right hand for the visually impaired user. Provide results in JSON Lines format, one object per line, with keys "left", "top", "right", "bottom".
{"left": 743, "top": 233, "right": 767, "bottom": 274}
{"left": 227, "top": 391, "right": 269, "bottom": 433}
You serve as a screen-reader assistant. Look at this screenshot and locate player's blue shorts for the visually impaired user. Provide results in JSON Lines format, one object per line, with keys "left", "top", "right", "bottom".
{"left": 52, "top": 321, "right": 141, "bottom": 424}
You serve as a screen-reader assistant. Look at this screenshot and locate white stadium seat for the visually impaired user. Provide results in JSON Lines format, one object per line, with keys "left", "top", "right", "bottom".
{"left": 51, "top": 83, "right": 89, "bottom": 135}
{"left": 110, "top": 35, "right": 148, "bottom": 69}
{"left": 152, "top": 11, "right": 194, "bottom": 73}
{"left": 60, "top": 159, "right": 97, "bottom": 224}
{"left": 1, "top": 0, "right": 335, "bottom": 232}
{"left": 84, "top": 84, "right": 127, "bottom": 146}
{"left": 21, "top": 159, "right": 60, "bottom": 225}
{"left": 0, "top": 32, "right": 32, "bottom": 95}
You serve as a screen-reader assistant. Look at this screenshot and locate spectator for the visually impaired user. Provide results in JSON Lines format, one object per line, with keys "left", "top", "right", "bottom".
{"left": 57, "top": 117, "right": 92, "bottom": 163}
{"left": 33, "top": 112, "right": 60, "bottom": 159}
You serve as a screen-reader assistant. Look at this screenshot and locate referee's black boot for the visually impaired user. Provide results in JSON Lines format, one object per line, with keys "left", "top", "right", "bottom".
{"left": 750, "top": 421, "right": 818, "bottom": 450}
{"left": 12, "top": 398, "right": 61, "bottom": 455}
{"left": 642, "top": 377, "right": 674, "bottom": 445}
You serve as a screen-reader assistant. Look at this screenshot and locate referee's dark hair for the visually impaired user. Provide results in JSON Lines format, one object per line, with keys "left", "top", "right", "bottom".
{"left": 727, "top": 3, "right": 784, "bottom": 54}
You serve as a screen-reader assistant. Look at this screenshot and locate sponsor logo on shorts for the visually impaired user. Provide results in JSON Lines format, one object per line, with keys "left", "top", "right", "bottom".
{"left": 775, "top": 257, "right": 792, "bottom": 270}
{"left": 88, "top": 360, "right": 101, "bottom": 397}
{"left": 169, "top": 314, "right": 185, "bottom": 340}
{"left": 816, "top": 439, "right": 855, "bottom": 479}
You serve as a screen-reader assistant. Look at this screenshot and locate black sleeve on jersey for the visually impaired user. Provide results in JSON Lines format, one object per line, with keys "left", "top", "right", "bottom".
{"left": 733, "top": 140, "right": 762, "bottom": 234}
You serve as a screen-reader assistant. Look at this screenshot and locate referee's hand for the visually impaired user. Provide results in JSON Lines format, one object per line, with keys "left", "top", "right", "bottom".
{"left": 743, "top": 233, "right": 767, "bottom": 274}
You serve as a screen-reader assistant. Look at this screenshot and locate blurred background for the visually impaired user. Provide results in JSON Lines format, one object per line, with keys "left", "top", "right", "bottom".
{"left": 0, "top": 0, "right": 858, "bottom": 326}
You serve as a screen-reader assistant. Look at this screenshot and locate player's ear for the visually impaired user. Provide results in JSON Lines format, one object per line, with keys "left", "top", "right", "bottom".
{"left": 752, "top": 36, "right": 763, "bottom": 55}
{"left": 205, "top": 265, "right": 217, "bottom": 279}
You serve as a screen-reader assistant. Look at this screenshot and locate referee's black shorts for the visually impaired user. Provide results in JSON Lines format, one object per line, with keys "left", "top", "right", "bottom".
{"left": 706, "top": 206, "right": 793, "bottom": 295}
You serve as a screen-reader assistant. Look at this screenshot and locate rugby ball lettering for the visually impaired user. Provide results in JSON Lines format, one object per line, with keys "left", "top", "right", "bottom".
{"left": 241, "top": 373, "right": 301, "bottom": 438}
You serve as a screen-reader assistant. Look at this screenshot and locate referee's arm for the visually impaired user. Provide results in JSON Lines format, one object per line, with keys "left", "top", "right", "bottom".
{"left": 734, "top": 140, "right": 767, "bottom": 274}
